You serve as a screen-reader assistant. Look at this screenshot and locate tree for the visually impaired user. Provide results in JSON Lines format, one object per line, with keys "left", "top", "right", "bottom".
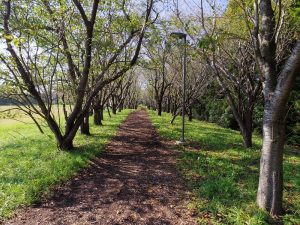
{"left": 142, "top": 23, "right": 175, "bottom": 116}
{"left": 1, "top": 0, "right": 154, "bottom": 150}
{"left": 180, "top": 0, "right": 262, "bottom": 147}
{"left": 174, "top": 0, "right": 300, "bottom": 215}
{"left": 251, "top": 0, "right": 300, "bottom": 215}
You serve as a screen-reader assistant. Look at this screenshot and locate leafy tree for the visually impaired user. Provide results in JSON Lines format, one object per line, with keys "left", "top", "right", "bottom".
{"left": 0, "top": 0, "right": 154, "bottom": 150}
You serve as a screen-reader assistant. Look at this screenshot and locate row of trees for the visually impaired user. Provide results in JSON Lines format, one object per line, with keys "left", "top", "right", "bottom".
{"left": 0, "top": 0, "right": 299, "bottom": 219}
{"left": 0, "top": 0, "right": 153, "bottom": 149}
{"left": 141, "top": 0, "right": 300, "bottom": 217}
{"left": 141, "top": 22, "right": 212, "bottom": 122}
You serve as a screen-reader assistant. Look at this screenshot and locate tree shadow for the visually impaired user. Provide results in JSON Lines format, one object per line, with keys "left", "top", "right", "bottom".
{"left": 7, "top": 111, "right": 196, "bottom": 224}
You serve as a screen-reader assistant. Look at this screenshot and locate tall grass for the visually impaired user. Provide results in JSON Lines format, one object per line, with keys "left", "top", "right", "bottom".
{"left": 148, "top": 110, "right": 300, "bottom": 225}
{"left": 0, "top": 109, "right": 132, "bottom": 220}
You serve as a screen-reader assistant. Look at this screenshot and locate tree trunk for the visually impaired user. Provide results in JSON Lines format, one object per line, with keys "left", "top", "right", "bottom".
{"left": 100, "top": 106, "right": 104, "bottom": 120}
{"left": 240, "top": 109, "right": 253, "bottom": 148}
{"left": 157, "top": 101, "right": 162, "bottom": 116}
{"left": 172, "top": 100, "right": 177, "bottom": 115}
{"left": 80, "top": 110, "right": 90, "bottom": 135}
{"left": 107, "top": 105, "right": 112, "bottom": 118}
{"left": 241, "top": 129, "right": 252, "bottom": 148}
{"left": 257, "top": 106, "right": 285, "bottom": 216}
{"left": 112, "top": 106, "right": 117, "bottom": 114}
{"left": 167, "top": 98, "right": 171, "bottom": 113}
{"left": 58, "top": 138, "right": 74, "bottom": 150}
{"left": 233, "top": 116, "right": 253, "bottom": 148}
{"left": 94, "top": 108, "right": 102, "bottom": 125}
{"left": 170, "top": 110, "right": 180, "bottom": 125}
{"left": 188, "top": 107, "right": 193, "bottom": 121}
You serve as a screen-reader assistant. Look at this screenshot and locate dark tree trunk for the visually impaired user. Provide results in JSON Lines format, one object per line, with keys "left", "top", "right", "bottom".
{"left": 89, "top": 109, "right": 93, "bottom": 116}
{"left": 242, "top": 110, "right": 253, "bottom": 148}
{"left": 170, "top": 110, "right": 180, "bottom": 125}
{"left": 112, "top": 106, "right": 117, "bottom": 114}
{"left": 230, "top": 111, "right": 253, "bottom": 148}
{"left": 100, "top": 106, "right": 104, "bottom": 120}
{"left": 111, "top": 95, "right": 117, "bottom": 114}
{"left": 118, "top": 106, "right": 122, "bottom": 112}
{"left": 167, "top": 98, "right": 171, "bottom": 113}
{"left": 58, "top": 138, "right": 74, "bottom": 150}
{"left": 242, "top": 129, "right": 252, "bottom": 148}
{"left": 80, "top": 110, "right": 90, "bottom": 135}
{"left": 216, "top": 74, "right": 254, "bottom": 148}
{"left": 171, "top": 100, "right": 177, "bottom": 115}
{"left": 157, "top": 101, "right": 162, "bottom": 116}
{"left": 188, "top": 107, "right": 193, "bottom": 121}
{"left": 170, "top": 115, "right": 177, "bottom": 124}
{"left": 94, "top": 108, "right": 102, "bottom": 125}
{"left": 107, "top": 105, "right": 112, "bottom": 118}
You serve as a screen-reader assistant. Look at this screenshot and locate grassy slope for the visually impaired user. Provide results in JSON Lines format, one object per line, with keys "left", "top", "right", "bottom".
{"left": 0, "top": 109, "right": 132, "bottom": 220}
{"left": 148, "top": 110, "right": 300, "bottom": 225}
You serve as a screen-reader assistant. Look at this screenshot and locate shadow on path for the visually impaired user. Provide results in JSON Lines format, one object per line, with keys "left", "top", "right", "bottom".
{"left": 6, "top": 110, "right": 196, "bottom": 225}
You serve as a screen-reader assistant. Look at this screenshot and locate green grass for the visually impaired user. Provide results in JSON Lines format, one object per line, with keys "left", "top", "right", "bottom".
{"left": 0, "top": 105, "right": 26, "bottom": 120}
{"left": 148, "top": 110, "right": 300, "bottom": 225}
{"left": 0, "top": 109, "right": 132, "bottom": 220}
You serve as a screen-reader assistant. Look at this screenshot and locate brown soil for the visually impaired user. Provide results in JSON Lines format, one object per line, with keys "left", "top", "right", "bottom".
{"left": 5, "top": 110, "right": 197, "bottom": 225}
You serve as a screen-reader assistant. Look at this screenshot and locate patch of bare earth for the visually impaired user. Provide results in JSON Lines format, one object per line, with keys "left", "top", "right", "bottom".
{"left": 5, "top": 110, "right": 197, "bottom": 225}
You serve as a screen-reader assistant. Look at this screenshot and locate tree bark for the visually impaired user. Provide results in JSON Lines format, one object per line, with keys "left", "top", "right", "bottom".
{"left": 58, "top": 138, "right": 74, "bottom": 150}
{"left": 170, "top": 110, "right": 180, "bottom": 125}
{"left": 157, "top": 100, "right": 162, "bottom": 116}
{"left": 112, "top": 106, "right": 117, "bottom": 114}
{"left": 167, "top": 97, "right": 171, "bottom": 113}
{"left": 255, "top": 0, "right": 300, "bottom": 213}
{"left": 80, "top": 110, "right": 90, "bottom": 135}
{"left": 94, "top": 108, "right": 102, "bottom": 125}
{"left": 241, "top": 129, "right": 252, "bottom": 148}
{"left": 107, "top": 105, "right": 112, "bottom": 118}
{"left": 188, "top": 107, "right": 193, "bottom": 121}
{"left": 118, "top": 104, "right": 123, "bottom": 112}
{"left": 257, "top": 105, "right": 285, "bottom": 215}
{"left": 100, "top": 106, "right": 104, "bottom": 120}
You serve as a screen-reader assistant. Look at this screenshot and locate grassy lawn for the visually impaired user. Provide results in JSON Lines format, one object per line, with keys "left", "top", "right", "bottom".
{"left": 0, "top": 109, "right": 132, "bottom": 220}
{"left": 148, "top": 110, "right": 300, "bottom": 225}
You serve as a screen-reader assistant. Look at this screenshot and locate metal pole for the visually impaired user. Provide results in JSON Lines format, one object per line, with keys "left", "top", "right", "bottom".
{"left": 181, "top": 36, "right": 187, "bottom": 143}
{"left": 170, "top": 32, "right": 187, "bottom": 144}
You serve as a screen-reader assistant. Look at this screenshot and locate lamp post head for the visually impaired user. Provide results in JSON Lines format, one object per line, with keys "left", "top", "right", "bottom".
{"left": 170, "top": 32, "right": 187, "bottom": 39}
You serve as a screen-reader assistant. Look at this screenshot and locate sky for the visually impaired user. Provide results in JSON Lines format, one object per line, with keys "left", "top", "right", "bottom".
{"left": 158, "top": 0, "right": 228, "bottom": 18}
{"left": 0, "top": 0, "right": 229, "bottom": 56}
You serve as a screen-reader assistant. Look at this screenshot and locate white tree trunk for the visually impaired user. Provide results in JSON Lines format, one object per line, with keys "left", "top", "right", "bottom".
{"left": 257, "top": 103, "right": 285, "bottom": 215}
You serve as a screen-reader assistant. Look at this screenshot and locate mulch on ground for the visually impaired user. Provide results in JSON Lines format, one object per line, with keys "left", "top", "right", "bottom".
{"left": 5, "top": 110, "right": 197, "bottom": 225}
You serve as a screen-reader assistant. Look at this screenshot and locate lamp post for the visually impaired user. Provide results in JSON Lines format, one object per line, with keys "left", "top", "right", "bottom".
{"left": 170, "top": 32, "right": 187, "bottom": 143}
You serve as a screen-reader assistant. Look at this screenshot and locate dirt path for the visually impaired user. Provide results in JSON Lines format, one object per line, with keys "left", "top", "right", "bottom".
{"left": 6, "top": 110, "right": 197, "bottom": 225}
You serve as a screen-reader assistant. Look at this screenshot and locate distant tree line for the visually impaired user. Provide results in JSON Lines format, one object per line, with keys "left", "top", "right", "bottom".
{"left": 1, "top": 0, "right": 299, "bottom": 219}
